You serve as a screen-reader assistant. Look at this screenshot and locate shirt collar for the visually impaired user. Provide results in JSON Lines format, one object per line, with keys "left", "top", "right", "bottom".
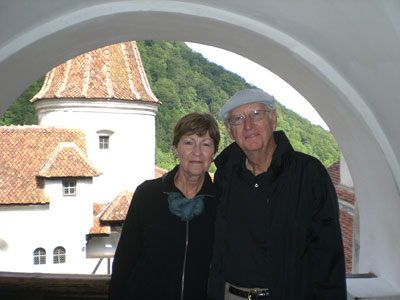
{"left": 215, "top": 130, "right": 294, "bottom": 181}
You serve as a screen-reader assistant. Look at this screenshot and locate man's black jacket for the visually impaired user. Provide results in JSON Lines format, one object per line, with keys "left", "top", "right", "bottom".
{"left": 208, "top": 131, "right": 347, "bottom": 300}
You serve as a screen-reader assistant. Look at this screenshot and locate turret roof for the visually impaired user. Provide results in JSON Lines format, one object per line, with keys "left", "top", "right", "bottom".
{"left": 31, "top": 41, "right": 161, "bottom": 105}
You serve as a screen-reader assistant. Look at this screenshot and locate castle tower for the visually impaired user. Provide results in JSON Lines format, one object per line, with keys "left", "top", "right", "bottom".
{"left": 31, "top": 41, "right": 161, "bottom": 203}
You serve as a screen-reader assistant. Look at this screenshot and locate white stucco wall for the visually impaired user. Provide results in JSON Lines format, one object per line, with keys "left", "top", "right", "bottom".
{"left": 45, "top": 178, "right": 94, "bottom": 233}
{"left": 0, "top": 63, "right": 158, "bottom": 276}
{"left": 340, "top": 153, "right": 354, "bottom": 189}
{"left": 0, "top": 178, "right": 106, "bottom": 274}
{"left": 36, "top": 99, "right": 158, "bottom": 203}
{"left": 0, "top": 178, "right": 111, "bottom": 274}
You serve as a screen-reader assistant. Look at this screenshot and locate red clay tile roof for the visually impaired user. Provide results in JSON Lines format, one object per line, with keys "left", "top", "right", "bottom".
{"left": 89, "top": 167, "right": 171, "bottom": 235}
{"left": 336, "top": 187, "right": 356, "bottom": 206}
{"left": 327, "top": 160, "right": 356, "bottom": 274}
{"left": 340, "top": 209, "right": 354, "bottom": 274}
{"left": 89, "top": 190, "right": 133, "bottom": 235}
{"left": 327, "top": 160, "right": 355, "bottom": 205}
{"left": 31, "top": 41, "right": 161, "bottom": 105}
{"left": 101, "top": 190, "right": 133, "bottom": 222}
{"left": 0, "top": 126, "right": 96, "bottom": 205}
{"left": 38, "top": 142, "right": 101, "bottom": 178}
{"left": 90, "top": 203, "right": 111, "bottom": 235}
{"left": 327, "top": 161, "right": 340, "bottom": 186}
{"left": 155, "top": 166, "right": 168, "bottom": 178}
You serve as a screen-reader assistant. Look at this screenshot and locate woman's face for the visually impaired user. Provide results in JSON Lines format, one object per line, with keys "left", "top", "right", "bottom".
{"left": 174, "top": 131, "right": 215, "bottom": 178}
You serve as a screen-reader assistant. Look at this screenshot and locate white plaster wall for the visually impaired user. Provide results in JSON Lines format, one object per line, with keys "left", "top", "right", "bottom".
{"left": 0, "top": 92, "right": 157, "bottom": 275}
{"left": 0, "top": 205, "right": 49, "bottom": 272}
{"left": 340, "top": 153, "right": 354, "bottom": 189}
{"left": 0, "top": 178, "right": 107, "bottom": 274}
{"left": 36, "top": 99, "right": 158, "bottom": 203}
{"left": 0, "top": 207, "right": 93, "bottom": 273}
{"left": 45, "top": 178, "right": 94, "bottom": 233}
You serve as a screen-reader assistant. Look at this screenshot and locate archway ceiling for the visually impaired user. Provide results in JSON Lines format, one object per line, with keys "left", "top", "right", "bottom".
{"left": 1, "top": 0, "right": 400, "bottom": 288}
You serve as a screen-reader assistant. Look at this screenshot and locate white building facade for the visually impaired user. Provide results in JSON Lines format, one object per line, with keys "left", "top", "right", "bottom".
{"left": 36, "top": 99, "right": 159, "bottom": 204}
{"left": 0, "top": 41, "right": 160, "bottom": 274}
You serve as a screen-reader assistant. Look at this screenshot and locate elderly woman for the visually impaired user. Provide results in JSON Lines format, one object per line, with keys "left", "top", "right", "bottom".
{"left": 109, "top": 112, "right": 220, "bottom": 300}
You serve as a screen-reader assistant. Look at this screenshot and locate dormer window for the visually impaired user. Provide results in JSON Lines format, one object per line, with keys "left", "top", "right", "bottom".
{"left": 97, "top": 130, "right": 114, "bottom": 150}
{"left": 63, "top": 179, "right": 76, "bottom": 196}
{"left": 99, "top": 136, "right": 109, "bottom": 149}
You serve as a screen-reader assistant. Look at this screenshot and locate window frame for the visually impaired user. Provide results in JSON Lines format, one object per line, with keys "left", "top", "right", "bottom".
{"left": 53, "top": 246, "right": 66, "bottom": 264}
{"left": 96, "top": 129, "right": 114, "bottom": 150}
{"left": 63, "top": 179, "right": 76, "bottom": 196}
{"left": 99, "top": 135, "right": 109, "bottom": 150}
{"left": 33, "top": 247, "right": 46, "bottom": 265}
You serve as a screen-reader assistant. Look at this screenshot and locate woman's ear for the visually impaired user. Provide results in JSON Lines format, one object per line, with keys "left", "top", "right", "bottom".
{"left": 172, "top": 146, "right": 179, "bottom": 159}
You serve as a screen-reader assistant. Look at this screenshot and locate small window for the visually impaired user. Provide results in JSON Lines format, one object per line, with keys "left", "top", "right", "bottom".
{"left": 97, "top": 130, "right": 114, "bottom": 149}
{"left": 53, "top": 246, "right": 66, "bottom": 264}
{"left": 33, "top": 248, "right": 46, "bottom": 265}
{"left": 63, "top": 179, "right": 76, "bottom": 196}
{"left": 99, "top": 136, "right": 109, "bottom": 149}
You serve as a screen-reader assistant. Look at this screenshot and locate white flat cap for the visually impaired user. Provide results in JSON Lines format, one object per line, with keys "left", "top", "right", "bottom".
{"left": 218, "top": 88, "right": 275, "bottom": 120}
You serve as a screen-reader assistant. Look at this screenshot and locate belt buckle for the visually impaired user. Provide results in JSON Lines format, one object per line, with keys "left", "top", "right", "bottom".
{"left": 248, "top": 289, "right": 258, "bottom": 300}
{"left": 248, "top": 288, "right": 269, "bottom": 300}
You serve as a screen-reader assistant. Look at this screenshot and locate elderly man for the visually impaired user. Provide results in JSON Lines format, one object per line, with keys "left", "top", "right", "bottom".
{"left": 208, "top": 89, "right": 346, "bottom": 300}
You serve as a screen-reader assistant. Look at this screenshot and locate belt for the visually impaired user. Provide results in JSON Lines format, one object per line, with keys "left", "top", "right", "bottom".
{"left": 228, "top": 285, "right": 270, "bottom": 300}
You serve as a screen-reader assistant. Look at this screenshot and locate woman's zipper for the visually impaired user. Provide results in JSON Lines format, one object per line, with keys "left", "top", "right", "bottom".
{"left": 180, "top": 221, "right": 189, "bottom": 300}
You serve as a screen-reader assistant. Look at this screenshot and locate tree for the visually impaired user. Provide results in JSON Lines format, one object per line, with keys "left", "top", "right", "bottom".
{"left": 1, "top": 78, "right": 43, "bottom": 125}
{"left": 3, "top": 41, "right": 340, "bottom": 170}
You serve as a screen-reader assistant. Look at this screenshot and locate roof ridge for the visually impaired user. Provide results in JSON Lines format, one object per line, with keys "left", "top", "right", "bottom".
{"left": 104, "top": 46, "right": 114, "bottom": 99}
{"left": 121, "top": 42, "right": 141, "bottom": 100}
{"left": 0, "top": 125, "right": 84, "bottom": 130}
{"left": 130, "top": 41, "right": 159, "bottom": 103}
{"left": 81, "top": 52, "right": 91, "bottom": 98}
{"left": 38, "top": 142, "right": 78, "bottom": 175}
{"left": 96, "top": 201, "right": 113, "bottom": 218}
{"left": 55, "top": 59, "right": 72, "bottom": 98}
{"left": 101, "top": 190, "right": 133, "bottom": 221}
{"left": 37, "top": 142, "right": 102, "bottom": 178}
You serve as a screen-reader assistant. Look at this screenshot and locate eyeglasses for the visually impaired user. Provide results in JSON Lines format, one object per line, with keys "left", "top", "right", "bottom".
{"left": 228, "top": 110, "right": 270, "bottom": 126}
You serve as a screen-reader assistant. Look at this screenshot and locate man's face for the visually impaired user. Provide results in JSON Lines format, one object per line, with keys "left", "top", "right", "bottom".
{"left": 225, "top": 102, "right": 277, "bottom": 154}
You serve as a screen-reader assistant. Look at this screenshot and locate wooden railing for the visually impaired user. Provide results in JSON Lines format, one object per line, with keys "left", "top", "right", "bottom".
{"left": 1, "top": 271, "right": 387, "bottom": 300}
{"left": 0, "top": 271, "right": 110, "bottom": 300}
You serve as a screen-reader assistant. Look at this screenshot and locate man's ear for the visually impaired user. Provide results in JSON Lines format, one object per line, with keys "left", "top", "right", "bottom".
{"left": 271, "top": 110, "right": 278, "bottom": 131}
{"left": 224, "top": 122, "right": 235, "bottom": 140}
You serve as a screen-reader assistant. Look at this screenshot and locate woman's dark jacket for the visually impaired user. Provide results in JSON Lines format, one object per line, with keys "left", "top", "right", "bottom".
{"left": 208, "top": 131, "right": 347, "bottom": 300}
{"left": 109, "top": 166, "right": 217, "bottom": 300}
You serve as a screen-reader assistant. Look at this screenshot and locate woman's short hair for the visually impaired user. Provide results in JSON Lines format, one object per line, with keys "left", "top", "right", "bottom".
{"left": 173, "top": 113, "right": 220, "bottom": 153}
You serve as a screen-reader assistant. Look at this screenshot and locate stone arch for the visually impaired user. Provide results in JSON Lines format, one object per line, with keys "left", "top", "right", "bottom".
{"left": 1, "top": 1, "right": 399, "bottom": 293}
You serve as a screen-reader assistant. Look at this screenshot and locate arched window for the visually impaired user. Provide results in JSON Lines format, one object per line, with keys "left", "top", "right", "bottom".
{"left": 53, "top": 246, "right": 66, "bottom": 264}
{"left": 33, "top": 248, "right": 46, "bottom": 265}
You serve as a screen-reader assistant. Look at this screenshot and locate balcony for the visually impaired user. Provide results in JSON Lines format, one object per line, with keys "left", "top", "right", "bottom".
{"left": 0, "top": 271, "right": 110, "bottom": 300}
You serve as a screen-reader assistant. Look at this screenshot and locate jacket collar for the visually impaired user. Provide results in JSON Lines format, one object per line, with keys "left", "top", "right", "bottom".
{"left": 161, "top": 165, "right": 217, "bottom": 197}
{"left": 215, "top": 130, "right": 294, "bottom": 179}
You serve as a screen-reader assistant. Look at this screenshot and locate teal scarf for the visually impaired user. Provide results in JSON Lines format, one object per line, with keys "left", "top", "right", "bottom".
{"left": 167, "top": 192, "right": 205, "bottom": 221}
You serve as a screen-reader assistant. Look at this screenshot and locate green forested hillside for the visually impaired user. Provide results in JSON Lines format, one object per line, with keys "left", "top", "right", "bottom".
{"left": 0, "top": 78, "right": 42, "bottom": 126}
{"left": 0, "top": 40, "right": 339, "bottom": 171}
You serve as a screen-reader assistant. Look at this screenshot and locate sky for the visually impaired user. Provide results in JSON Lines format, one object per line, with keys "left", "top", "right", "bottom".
{"left": 186, "top": 42, "right": 329, "bottom": 130}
